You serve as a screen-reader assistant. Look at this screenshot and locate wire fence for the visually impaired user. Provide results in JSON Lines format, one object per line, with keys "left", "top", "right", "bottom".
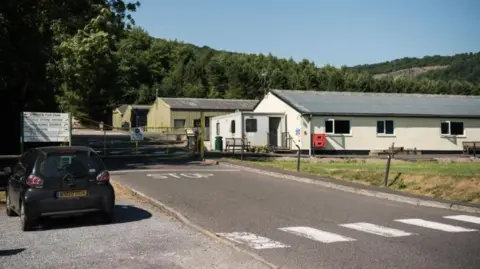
{"left": 71, "top": 116, "right": 194, "bottom": 157}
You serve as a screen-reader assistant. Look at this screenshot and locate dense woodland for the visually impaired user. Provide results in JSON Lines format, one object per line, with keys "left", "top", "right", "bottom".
{"left": 1, "top": 0, "right": 480, "bottom": 154}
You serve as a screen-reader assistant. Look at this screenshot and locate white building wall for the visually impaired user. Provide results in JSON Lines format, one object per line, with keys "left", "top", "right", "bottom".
{"left": 210, "top": 112, "right": 287, "bottom": 149}
{"left": 254, "top": 92, "right": 303, "bottom": 149}
{"left": 310, "top": 116, "right": 480, "bottom": 151}
{"left": 210, "top": 113, "right": 242, "bottom": 150}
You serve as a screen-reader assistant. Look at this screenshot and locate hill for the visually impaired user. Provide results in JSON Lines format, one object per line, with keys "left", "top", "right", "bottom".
{"left": 350, "top": 52, "right": 480, "bottom": 83}
{"left": 2, "top": 0, "right": 480, "bottom": 155}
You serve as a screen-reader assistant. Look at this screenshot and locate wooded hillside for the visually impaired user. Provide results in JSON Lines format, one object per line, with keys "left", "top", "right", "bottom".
{"left": 350, "top": 52, "right": 480, "bottom": 83}
{"left": 1, "top": 0, "right": 479, "bottom": 154}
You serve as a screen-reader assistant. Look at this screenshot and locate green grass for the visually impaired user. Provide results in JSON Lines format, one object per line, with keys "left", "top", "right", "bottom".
{"left": 233, "top": 159, "right": 480, "bottom": 204}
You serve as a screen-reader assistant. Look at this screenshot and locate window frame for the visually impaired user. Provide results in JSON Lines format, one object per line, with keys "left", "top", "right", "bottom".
{"left": 376, "top": 120, "right": 395, "bottom": 136}
{"left": 440, "top": 120, "right": 465, "bottom": 136}
{"left": 245, "top": 118, "right": 258, "bottom": 133}
{"left": 173, "top": 119, "right": 186, "bottom": 128}
{"left": 324, "top": 119, "right": 351, "bottom": 135}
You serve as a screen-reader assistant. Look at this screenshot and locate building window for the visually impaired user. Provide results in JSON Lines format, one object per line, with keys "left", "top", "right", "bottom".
{"left": 173, "top": 119, "right": 185, "bottom": 128}
{"left": 377, "top": 120, "right": 395, "bottom": 135}
{"left": 216, "top": 122, "right": 220, "bottom": 135}
{"left": 441, "top": 121, "right": 464, "bottom": 136}
{"left": 230, "top": 120, "right": 236, "bottom": 133}
{"left": 193, "top": 119, "right": 200, "bottom": 127}
{"left": 325, "top": 119, "right": 350, "bottom": 134}
{"left": 245, "top": 118, "right": 257, "bottom": 133}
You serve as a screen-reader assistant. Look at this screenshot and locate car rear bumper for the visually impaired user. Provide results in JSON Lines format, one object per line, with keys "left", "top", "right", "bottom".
{"left": 24, "top": 184, "right": 115, "bottom": 219}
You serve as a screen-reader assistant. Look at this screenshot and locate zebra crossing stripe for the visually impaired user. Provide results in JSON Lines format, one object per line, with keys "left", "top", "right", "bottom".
{"left": 443, "top": 215, "right": 480, "bottom": 225}
{"left": 279, "top": 226, "right": 355, "bottom": 243}
{"left": 216, "top": 232, "right": 290, "bottom": 249}
{"left": 339, "top": 222, "right": 414, "bottom": 237}
{"left": 394, "top": 218, "right": 478, "bottom": 232}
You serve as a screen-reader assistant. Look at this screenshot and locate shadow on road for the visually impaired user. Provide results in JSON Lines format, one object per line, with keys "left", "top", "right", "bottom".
{"left": 0, "top": 248, "right": 26, "bottom": 257}
{"left": 37, "top": 204, "right": 152, "bottom": 231}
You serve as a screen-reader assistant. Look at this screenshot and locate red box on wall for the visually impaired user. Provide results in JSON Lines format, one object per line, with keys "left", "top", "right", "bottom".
{"left": 312, "top": 134, "right": 326, "bottom": 148}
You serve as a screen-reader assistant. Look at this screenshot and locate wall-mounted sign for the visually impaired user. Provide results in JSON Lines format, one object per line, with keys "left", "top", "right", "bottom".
{"left": 295, "top": 128, "right": 301, "bottom": 136}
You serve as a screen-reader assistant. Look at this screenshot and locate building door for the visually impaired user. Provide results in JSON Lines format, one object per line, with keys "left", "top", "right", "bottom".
{"left": 268, "top": 117, "right": 281, "bottom": 147}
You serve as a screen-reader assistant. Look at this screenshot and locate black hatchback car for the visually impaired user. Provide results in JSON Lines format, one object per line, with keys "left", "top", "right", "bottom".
{"left": 3, "top": 146, "right": 115, "bottom": 231}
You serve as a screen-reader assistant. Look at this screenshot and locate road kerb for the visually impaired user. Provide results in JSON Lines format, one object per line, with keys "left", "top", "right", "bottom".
{"left": 110, "top": 179, "right": 279, "bottom": 269}
{"left": 220, "top": 162, "right": 480, "bottom": 214}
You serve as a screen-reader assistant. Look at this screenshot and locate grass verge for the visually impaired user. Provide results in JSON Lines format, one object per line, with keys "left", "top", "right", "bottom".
{"left": 231, "top": 158, "right": 480, "bottom": 204}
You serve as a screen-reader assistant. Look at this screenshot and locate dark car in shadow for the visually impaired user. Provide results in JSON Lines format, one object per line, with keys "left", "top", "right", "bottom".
{"left": 3, "top": 146, "right": 115, "bottom": 231}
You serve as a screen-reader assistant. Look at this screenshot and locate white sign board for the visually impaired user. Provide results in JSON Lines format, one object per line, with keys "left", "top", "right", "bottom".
{"left": 147, "top": 173, "right": 213, "bottom": 179}
{"left": 130, "top": 127, "right": 144, "bottom": 141}
{"left": 22, "top": 112, "right": 70, "bottom": 142}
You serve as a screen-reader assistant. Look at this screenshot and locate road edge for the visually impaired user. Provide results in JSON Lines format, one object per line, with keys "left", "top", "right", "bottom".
{"left": 110, "top": 179, "right": 279, "bottom": 269}
{"left": 219, "top": 162, "right": 480, "bottom": 214}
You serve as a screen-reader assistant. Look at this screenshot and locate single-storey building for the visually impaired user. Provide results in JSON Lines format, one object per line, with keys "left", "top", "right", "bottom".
{"left": 253, "top": 89, "right": 480, "bottom": 154}
{"left": 112, "top": 104, "right": 128, "bottom": 128}
{"left": 210, "top": 112, "right": 287, "bottom": 151}
{"left": 112, "top": 104, "right": 150, "bottom": 130}
{"left": 147, "top": 97, "right": 259, "bottom": 140}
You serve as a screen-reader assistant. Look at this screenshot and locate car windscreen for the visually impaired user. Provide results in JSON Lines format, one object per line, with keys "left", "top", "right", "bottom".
{"left": 38, "top": 150, "right": 103, "bottom": 179}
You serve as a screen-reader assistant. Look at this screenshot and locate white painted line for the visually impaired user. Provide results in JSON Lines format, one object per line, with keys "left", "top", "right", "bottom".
{"left": 339, "top": 222, "right": 414, "bottom": 237}
{"left": 394, "top": 218, "right": 478, "bottom": 232}
{"left": 278, "top": 226, "right": 355, "bottom": 243}
{"left": 110, "top": 168, "right": 240, "bottom": 174}
{"left": 443, "top": 215, "right": 480, "bottom": 225}
{"left": 216, "top": 232, "right": 290, "bottom": 249}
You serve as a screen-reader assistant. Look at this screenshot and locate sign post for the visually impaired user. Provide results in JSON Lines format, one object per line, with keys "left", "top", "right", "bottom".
{"left": 21, "top": 112, "right": 72, "bottom": 152}
{"left": 130, "top": 127, "right": 144, "bottom": 154}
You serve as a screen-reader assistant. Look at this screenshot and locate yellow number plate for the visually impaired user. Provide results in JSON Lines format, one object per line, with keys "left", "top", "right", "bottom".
{"left": 57, "top": 190, "right": 88, "bottom": 198}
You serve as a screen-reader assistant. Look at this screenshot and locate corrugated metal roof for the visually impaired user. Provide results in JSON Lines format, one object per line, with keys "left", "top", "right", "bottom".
{"left": 116, "top": 104, "right": 129, "bottom": 114}
{"left": 159, "top": 97, "right": 258, "bottom": 111}
{"left": 271, "top": 89, "right": 480, "bottom": 118}
{"left": 130, "top": 104, "right": 151, "bottom": 110}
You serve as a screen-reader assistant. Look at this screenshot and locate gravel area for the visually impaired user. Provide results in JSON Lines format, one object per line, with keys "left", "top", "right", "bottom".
{"left": 0, "top": 198, "right": 270, "bottom": 269}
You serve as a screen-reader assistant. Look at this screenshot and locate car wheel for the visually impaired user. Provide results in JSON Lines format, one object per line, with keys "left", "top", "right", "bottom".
{"left": 20, "top": 201, "right": 34, "bottom": 231}
{"left": 5, "top": 192, "right": 17, "bottom": 217}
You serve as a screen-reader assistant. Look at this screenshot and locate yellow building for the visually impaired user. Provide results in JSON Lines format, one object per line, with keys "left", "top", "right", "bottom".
{"left": 112, "top": 104, "right": 150, "bottom": 129}
{"left": 147, "top": 97, "right": 259, "bottom": 140}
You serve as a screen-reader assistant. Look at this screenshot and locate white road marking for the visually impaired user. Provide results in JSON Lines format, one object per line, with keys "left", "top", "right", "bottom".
{"left": 443, "top": 215, "right": 480, "bottom": 225}
{"left": 216, "top": 232, "right": 290, "bottom": 249}
{"left": 394, "top": 219, "right": 478, "bottom": 232}
{"left": 110, "top": 168, "right": 239, "bottom": 174}
{"left": 146, "top": 173, "right": 214, "bottom": 179}
{"left": 339, "top": 222, "right": 414, "bottom": 237}
{"left": 279, "top": 226, "right": 356, "bottom": 243}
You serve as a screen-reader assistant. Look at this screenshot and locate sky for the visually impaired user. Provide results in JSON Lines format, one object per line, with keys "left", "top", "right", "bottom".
{"left": 132, "top": 0, "right": 480, "bottom": 67}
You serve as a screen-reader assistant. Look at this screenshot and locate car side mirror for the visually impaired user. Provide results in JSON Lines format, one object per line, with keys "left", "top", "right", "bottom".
{"left": 3, "top": 167, "right": 11, "bottom": 175}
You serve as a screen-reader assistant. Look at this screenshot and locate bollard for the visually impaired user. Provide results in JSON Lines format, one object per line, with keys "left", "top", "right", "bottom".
{"left": 384, "top": 153, "right": 392, "bottom": 187}
{"left": 241, "top": 138, "right": 244, "bottom": 161}
{"left": 296, "top": 144, "right": 301, "bottom": 172}
{"left": 474, "top": 142, "right": 477, "bottom": 158}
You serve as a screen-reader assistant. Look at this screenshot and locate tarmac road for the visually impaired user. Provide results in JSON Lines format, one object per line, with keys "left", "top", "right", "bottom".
{"left": 113, "top": 163, "right": 480, "bottom": 269}
{"left": 0, "top": 197, "right": 270, "bottom": 269}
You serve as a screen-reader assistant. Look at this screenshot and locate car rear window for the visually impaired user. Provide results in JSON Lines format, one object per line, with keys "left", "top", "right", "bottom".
{"left": 38, "top": 150, "right": 103, "bottom": 179}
